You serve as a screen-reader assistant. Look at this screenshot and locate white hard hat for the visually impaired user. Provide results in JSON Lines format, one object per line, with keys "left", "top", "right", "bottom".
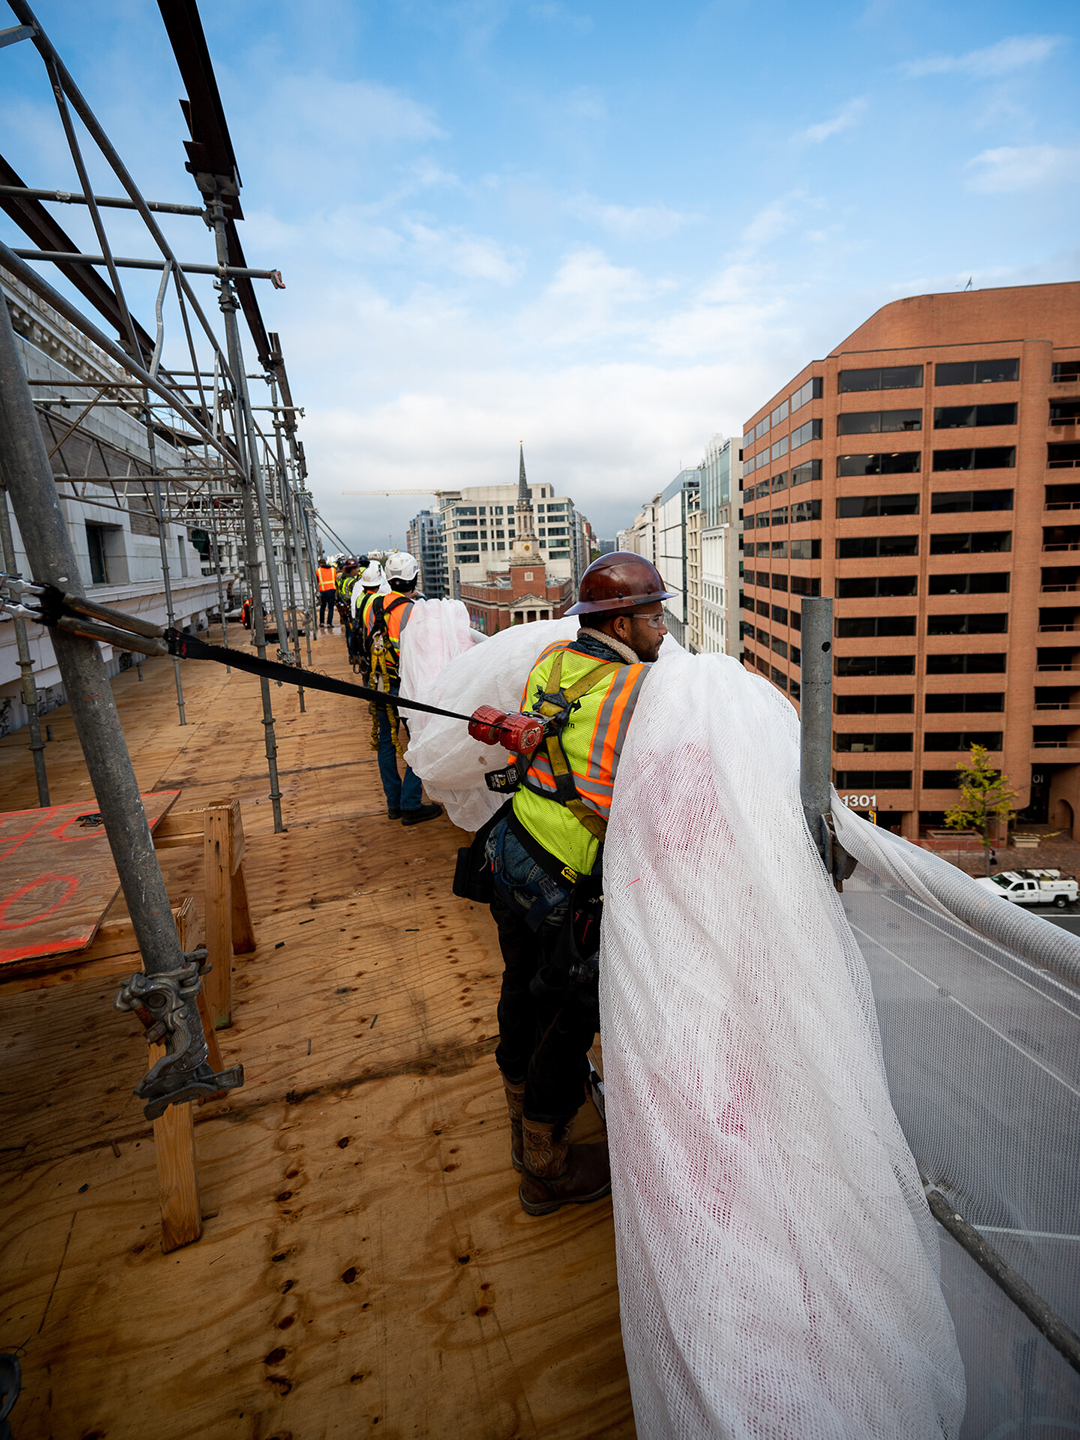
{"left": 385, "top": 552, "right": 419, "bottom": 585}
{"left": 361, "top": 563, "right": 383, "bottom": 587}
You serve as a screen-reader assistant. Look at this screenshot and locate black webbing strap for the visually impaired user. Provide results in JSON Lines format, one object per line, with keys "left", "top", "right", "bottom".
{"left": 164, "top": 629, "right": 476, "bottom": 724}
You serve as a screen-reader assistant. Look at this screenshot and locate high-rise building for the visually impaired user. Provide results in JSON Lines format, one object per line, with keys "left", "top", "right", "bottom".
{"left": 738, "top": 280, "right": 1080, "bottom": 840}
{"left": 406, "top": 509, "right": 447, "bottom": 599}
{"left": 699, "top": 434, "right": 744, "bottom": 657}
{"left": 656, "top": 468, "right": 701, "bottom": 648}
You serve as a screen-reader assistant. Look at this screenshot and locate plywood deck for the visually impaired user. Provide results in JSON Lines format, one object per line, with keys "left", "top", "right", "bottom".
{"left": 0, "top": 630, "right": 632, "bottom": 1440}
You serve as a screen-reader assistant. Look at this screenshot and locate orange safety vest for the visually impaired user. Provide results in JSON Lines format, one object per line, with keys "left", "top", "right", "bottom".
{"left": 365, "top": 594, "right": 413, "bottom": 679}
{"left": 317, "top": 566, "right": 337, "bottom": 593}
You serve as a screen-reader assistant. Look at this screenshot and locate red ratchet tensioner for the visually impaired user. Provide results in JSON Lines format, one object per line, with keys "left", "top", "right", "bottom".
{"left": 467, "top": 706, "right": 544, "bottom": 753}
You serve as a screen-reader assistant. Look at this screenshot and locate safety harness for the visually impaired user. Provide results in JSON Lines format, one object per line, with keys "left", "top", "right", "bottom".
{"left": 366, "top": 593, "right": 412, "bottom": 757}
{"left": 517, "top": 649, "right": 623, "bottom": 842}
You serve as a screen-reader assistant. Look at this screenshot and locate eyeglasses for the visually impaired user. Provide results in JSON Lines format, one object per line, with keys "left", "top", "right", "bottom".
{"left": 635, "top": 613, "right": 666, "bottom": 630}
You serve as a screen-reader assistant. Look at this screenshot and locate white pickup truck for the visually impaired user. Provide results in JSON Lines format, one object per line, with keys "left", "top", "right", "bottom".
{"left": 975, "top": 869, "right": 1079, "bottom": 908}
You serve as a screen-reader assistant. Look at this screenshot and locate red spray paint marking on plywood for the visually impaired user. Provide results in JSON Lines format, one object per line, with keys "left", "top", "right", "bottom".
{"left": 0, "top": 792, "right": 179, "bottom": 966}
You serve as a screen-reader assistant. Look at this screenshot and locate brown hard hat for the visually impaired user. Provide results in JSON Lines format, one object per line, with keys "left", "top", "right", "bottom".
{"left": 566, "top": 552, "right": 676, "bottom": 615}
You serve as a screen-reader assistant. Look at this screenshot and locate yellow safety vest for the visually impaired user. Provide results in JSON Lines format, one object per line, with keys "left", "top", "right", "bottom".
{"left": 512, "top": 641, "right": 649, "bottom": 877}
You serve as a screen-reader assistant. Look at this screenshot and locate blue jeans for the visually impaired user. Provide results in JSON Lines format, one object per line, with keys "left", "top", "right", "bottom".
{"left": 485, "top": 818, "right": 571, "bottom": 932}
{"left": 376, "top": 696, "right": 422, "bottom": 812}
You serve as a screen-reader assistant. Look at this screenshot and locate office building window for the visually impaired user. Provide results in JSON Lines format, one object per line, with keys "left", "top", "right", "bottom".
{"left": 933, "top": 447, "right": 1016, "bottom": 471}
{"left": 839, "top": 365, "right": 923, "bottom": 393}
{"left": 772, "top": 472, "right": 788, "bottom": 492}
{"left": 771, "top": 666, "right": 788, "bottom": 689}
{"left": 771, "top": 635, "right": 788, "bottom": 659}
{"left": 834, "top": 769, "right": 913, "bottom": 789}
{"left": 789, "top": 576, "right": 820, "bottom": 596}
{"left": 755, "top": 415, "right": 771, "bottom": 440}
{"left": 790, "top": 459, "right": 821, "bottom": 487}
{"left": 771, "top": 604, "right": 788, "bottom": 625}
{"left": 835, "top": 655, "right": 916, "bottom": 676}
{"left": 771, "top": 399, "right": 790, "bottom": 425}
{"left": 838, "top": 410, "right": 922, "bottom": 434}
{"left": 931, "top": 488, "right": 1013, "bottom": 512}
{"left": 771, "top": 435, "right": 789, "bottom": 461}
{"left": 922, "top": 771, "right": 961, "bottom": 788}
{"left": 790, "top": 377, "right": 823, "bottom": 411}
{"left": 837, "top": 535, "right": 919, "bottom": 558}
{"left": 834, "top": 733, "right": 913, "bottom": 753}
{"left": 924, "top": 731, "right": 1003, "bottom": 751}
{"left": 836, "top": 493, "right": 919, "bottom": 517}
{"left": 838, "top": 452, "right": 921, "bottom": 476}
{"left": 791, "top": 499, "right": 821, "bottom": 524}
{"left": 454, "top": 506, "right": 477, "bottom": 516}
{"left": 925, "top": 693, "right": 1005, "bottom": 712}
{"left": 836, "top": 616, "right": 917, "bottom": 638}
{"left": 926, "top": 652, "right": 1006, "bottom": 672}
{"left": 789, "top": 539, "right": 821, "bottom": 560}
{"left": 934, "top": 403, "right": 1017, "bottom": 428}
{"left": 772, "top": 573, "right": 789, "bottom": 592}
{"left": 1049, "top": 444, "right": 1080, "bottom": 468}
{"left": 1052, "top": 361, "right": 1080, "bottom": 383}
{"left": 835, "top": 694, "right": 914, "bottom": 715}
{"left": 756, "top": 599, "right": 770, "bottom": 617}
{"left": 927, "top": 572, "right": 1009, "bottom": 595}
{"left": 935, "top": 358, "right": 1019, "bottom": 386}
{"left": 790, "top": 680, "right": 802, "bottom": 700}
{"left": 86, "top": 524, "right": 108, "bottom": 584}
{"left": 929, "top": 531, "right": 1011, "bottom": 554}
{"left": 772, "top": 506, "right": 788, "bottom": 526}
{"left": 791, "top": 419, "right": 822, "bottom": 449}
{"left": 926, "top": 613, "right": 1008, "bottom": 634}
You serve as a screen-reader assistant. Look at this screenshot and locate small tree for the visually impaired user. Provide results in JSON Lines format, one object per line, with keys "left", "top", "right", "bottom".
{"left": 944, "top": 743, "right": 1018, "bottom": 875}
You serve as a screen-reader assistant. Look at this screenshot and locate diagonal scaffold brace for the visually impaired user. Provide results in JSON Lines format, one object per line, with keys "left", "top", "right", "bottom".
{"left": 0, "top": 287, "right": 243, "bottom": 1121}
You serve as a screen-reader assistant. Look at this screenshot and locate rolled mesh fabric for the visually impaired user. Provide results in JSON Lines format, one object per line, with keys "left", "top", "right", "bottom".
{"left": 397, "top": 597, "right": 475, "bottom": 747}
{"left": 600, "top": 651, "right": 965, "bottom": 1439}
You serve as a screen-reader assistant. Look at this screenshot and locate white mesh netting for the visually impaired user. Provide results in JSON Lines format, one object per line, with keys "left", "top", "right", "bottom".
{"left": 832, "top": 812, "right": 1080, "bottom": 1436}
{"left": 403, "top": 616, "right": 579, "bottom": 830}
{"left": 600, "top": 651, "right": 965, "bottom": 1439}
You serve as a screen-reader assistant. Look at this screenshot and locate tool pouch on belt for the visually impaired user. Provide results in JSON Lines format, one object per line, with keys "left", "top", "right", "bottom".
{"left": 452, "top": 800, "right": 512, "bottom": 904}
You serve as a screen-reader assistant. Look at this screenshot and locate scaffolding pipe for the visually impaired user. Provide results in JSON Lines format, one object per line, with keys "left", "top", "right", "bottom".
{"left": 0, "top": 289, "right": 192, "bottom": 982}
{"left": 0, "top": 479, "right": 49, "bottom": 805}
{"left": 210, "top": 209, "right": 284, "bottom": 833}
{"left": 799, "top": 597, "right": 833, "bottom": 861}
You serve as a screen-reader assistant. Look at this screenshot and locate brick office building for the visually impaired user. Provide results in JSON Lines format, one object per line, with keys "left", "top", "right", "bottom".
{"left": 739, "top": 281, "right": 1080, "bottom": 839}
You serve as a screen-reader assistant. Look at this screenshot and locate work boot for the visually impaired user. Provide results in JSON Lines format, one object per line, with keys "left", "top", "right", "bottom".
{"left": 519, "top": 1114, "right": 610, "bottom": 1216}
{"left": 401, "top": 803, "right": 442, "bottom": 826}
{"left": 502, "top": 1075, "right": 526, "bottom": 1172}
{"left": 387, "top": 808, "right": 401, "bottom": 820}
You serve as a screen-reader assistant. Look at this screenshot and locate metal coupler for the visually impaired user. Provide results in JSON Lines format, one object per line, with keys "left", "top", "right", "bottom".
{"left": 115, "top": 954, "right": 244, "bottom": 1120}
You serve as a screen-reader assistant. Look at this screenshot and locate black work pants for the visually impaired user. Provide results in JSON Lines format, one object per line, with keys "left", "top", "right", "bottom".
{"left": 319, "top": 591, "right": 336, "bottom": 625}
{"left": 491, "top": 894, "right": 598, "bottom": 1126}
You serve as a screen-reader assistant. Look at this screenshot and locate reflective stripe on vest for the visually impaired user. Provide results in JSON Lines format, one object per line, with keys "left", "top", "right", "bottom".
{"left": 511, "top": 641, "right": 649, "bottom": 876}
{"left": 317, "top": 566, "right": 336, "bottom": 592}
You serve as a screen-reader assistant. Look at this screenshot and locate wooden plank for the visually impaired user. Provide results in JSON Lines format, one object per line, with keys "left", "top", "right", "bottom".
{"left": 148, "top": 1036, "right": 202, "bottom": 1254}
{"left": 0, "top": 791, "right": 180, "bottom": 967}
{"left": 229, "top": 863, "right": 256, "bottom": 954}
{"left": 201, "top": 807, "right": 233, "bottom": 1029}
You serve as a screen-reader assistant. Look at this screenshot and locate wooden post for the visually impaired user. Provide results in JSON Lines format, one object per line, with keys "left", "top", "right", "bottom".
{"left": 230, "top": 864, "right": 256, "bottom": 955}
{"left": 202, "top": 806, "right": 234, "bottom": 1029}
{"left": 151, "top": 896, "right": 201, "bottom": 1253}
{"left": 149, "top": 1039, "right": 202, "bottom": 1253}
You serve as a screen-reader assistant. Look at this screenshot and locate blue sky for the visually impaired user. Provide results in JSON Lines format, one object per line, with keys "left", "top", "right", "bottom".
{"left": 2, "top": 1, "right": 1078, "bottom": 547}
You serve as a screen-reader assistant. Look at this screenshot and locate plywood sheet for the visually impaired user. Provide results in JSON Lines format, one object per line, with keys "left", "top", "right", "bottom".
{"left": 0, "top": 628, "right": 633, "bottom": 1439}
{"left": 0, "top": 791, "right": 180, "bottom": 966}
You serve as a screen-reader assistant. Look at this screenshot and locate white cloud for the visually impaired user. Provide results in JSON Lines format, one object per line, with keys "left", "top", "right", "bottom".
{"left": 567, "top": 195, "right": 694, "bottom": 241}
{"left": 966, "top": 145, "right": 1080, "bottom": 192}
{"left": 902, "top": 34, "right": 1064, "bottom": 79}
{"left": 797, "top": 97, "right": 868, "bottom": 144}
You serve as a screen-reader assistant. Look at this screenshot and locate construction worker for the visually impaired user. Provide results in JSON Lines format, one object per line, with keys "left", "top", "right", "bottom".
{"left": 365, "top": 552, "right": 442, "bottom": 826}
{"left": 481, "top": 553, "right": 672, "bottom": 1215}
{"left": 317, "top": 558, "right": 337, "bottom": 629}
{"left": 337, "top": 559, "right": 359, "bottom": 649}
{"left": 350, "top": 562, "right": 384, "bottom": 676}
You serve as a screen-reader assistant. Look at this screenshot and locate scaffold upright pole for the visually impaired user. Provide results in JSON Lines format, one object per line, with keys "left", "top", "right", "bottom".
{"left": 799, "top": 596, "right": 834, "bottom": 861}
{"left": 0, "top": 478, "right": 50, "bottom": 805}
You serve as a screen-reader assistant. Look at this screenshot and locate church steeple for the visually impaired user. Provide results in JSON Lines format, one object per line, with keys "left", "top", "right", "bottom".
{"left": 514, "top": 442, "right": 536, "bottom": 545}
